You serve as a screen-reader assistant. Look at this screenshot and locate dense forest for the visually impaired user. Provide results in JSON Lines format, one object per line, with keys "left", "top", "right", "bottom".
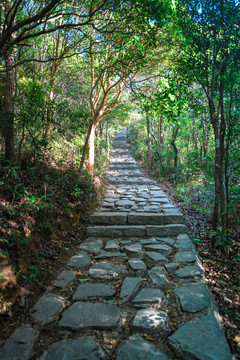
{"left": 0, "top": 0, "right": 239, "bottom": 356}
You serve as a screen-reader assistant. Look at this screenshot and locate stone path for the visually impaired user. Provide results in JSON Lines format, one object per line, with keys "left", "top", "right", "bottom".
{"left": 0, "top": 129, "right": 234, "bottom": 360}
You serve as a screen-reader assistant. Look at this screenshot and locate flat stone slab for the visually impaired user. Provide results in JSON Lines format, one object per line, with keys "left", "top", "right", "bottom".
{"left": 52, "top": 270, "right": 76, "bottom": 289}
{"left": 116, "top": 333, "right": 168, "bottom": 360}
{"left": 164, "top": 262, "right": 180, "bottom": 274}
{"left": 174, "top": 251, "right": 197, "bottom": 264}
{"left": 120, "top": 277, "right": 142, "bottom": 301}
{"left": 175, "top": 234, "right": 194, "bottom": 251}
{"left": 167, "top": 313, "right": 232, "bottom": 360}
{"left": 176, "top": 264, "right": 203, "bottom": 279}
{"left": 155, "top": 237, "right": 175, "bottom": 245}
{"left": 68, "top": 251, "right": 91, "bottom": 269}
{"left": 89, "top": 262, "right": 126, "bottom": 278}
{"left": 148, "top": 267, "right": 168, "bottom": 286}
{"left": 128, "top": 213, "right": 165, "bottom": 225}
{"left": 124, "top": 243, "right": 142, "bottom": 254}
{"left": 145, "top": 244, "right": 172, "bottom": 252}
{"left": 32, "top": 293, "right": 65, "bottom": 325}
{"left": 59, "top": 302, "right": 120, "bottom": 330}
{"left": 133, "top": 308, "right": 169, "bottom": 333}
{"left": 39, "top": 335, "right": 106, "bottom": 360}
{"left": 116, "top": 200, "right": 135, "bottom": 207}
{"left": 89, "top": 212, "right": 127, "bottom": 225}
{"left": 0, "top": 325, "right": 39, "bottom": 360}
{"left": 128, "top": 258, "right": 147, "bottom": 270}
{"left": 79, "top": 240, "right": 103, "bottom": 254}
{"left": 145, "top": 251, "right": 168, "bottom": 264}
{"left": 146, "top": 224, "right": 185, "bottom": 237}
{"left": 87, "top": 225, "right": 146, "bottom": 237}
{"left": 94, "top": 250, "right": 127, "bottom": 259}
{"left": 174, "top": 283, "right": 212, "bottom": 313}
{"left": 73, "top": 283, "right": 115, "bottom": 300}
{"left": 105, "top": 240, "right": 120, "bottom": 251}
{"left": 140, "top": 239, "right": 159, "bottom": 245}
{"left": 133, "top": 288, "right": 165, "bottom": 304}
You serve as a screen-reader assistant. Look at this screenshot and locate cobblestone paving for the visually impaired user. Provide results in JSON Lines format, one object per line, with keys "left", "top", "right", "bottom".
{"left": 0, "top": 129, "right": 234, "bottom": 360}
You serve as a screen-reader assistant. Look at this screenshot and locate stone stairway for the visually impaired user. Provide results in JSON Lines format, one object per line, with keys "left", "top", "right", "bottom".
{"left": 0, "top": 129, "right": 233, "bottom": 360}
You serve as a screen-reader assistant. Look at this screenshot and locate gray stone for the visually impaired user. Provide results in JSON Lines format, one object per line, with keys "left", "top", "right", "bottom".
{"left": 87, "top": 225, "right": 146, "bottom": 238}
{"left": 145, "top": 252, "right": 168, "bottom": 264}
{"left": 133, "top": 308, "right": 169, "bottom": 333}
{"left": 116, "top": 200, "right": 135, "bottom": 207}
{"left": 32, "top": 293, "right": 65, "bottom": 325}
{"left": 39, "top": 336, "right": 106, "bottom": 360}
{"left": 89, "top": 262, "right": 126, "bottom": 278}
{"left": 175, "top": 234, "right": 194, "bottom": 251}
{"left": 52, "top": 270, "right": 76, "bottom": 289}
{"left": 164, "top": 213, "right": 183, "bottom": 224}
{"left": 167, "top": 313, "right": 232, "bottom": 360}
{"left": 146, "top": 224, "right": 185, "bottom": 237}
{"left": 79, "top": 239, "right": 103, "bottom": 254}
{"left": 120, "top": 277, "right": 142, "bottom": 301}
{"left": 73, "top": 283, "right": 115, "bottom": 300}
{"left": 144, "top": 244, "right": 172, "bottom": 252}
{"left": 105, "top": 240, "right": 120, "bottom": 251}
{"left": 176, "top": 265, "right": 203, "bottom": 279}
{"left": 124, "top": 243, "right": 142, "bottom": 254}
{"left": 128, "top": 258, "right": 147, "bottom": 270}
{"left": 128, "top": 213, "right": 164, "bottom": 225}
{"left": 140, "top": 239, "right": 159, "bottom": 245}
{"left": 155, "top": 237, "right": 175, "bottom": 245}
{"left": 133, "top": 288, "right": 165, "bottom": 304}
{"left": 143, "top": 206, "right": 159, "bottom": 212}
{"left": 59, "top": 302, "right": 120, "bottom": 330}
{"left": 116, "top": 333, "right": 168, "bottom": 360}
{"left": 94, "top": 250, "right": 127, "bottom": 259}
{"left": 89, "top": 212, "right": 127, "bottom": 225}
{"left": 0, "top": 325, "right": 39, "bottom": 360}
{"left": 68, "top": 251, "right": 91, "bottom": 269}
{"left": 174, "top": 283, "right": 212, "bottom": 313}
{"left": 148, "top": 267, "right": 168, "bottom": 286}
{"left": 174, "top": 251, "right": 197, "bottom": 264}
{"left": 150, "top": 197, "right": 169, "bottom": 203}
{"left": 164, "top": 263, "right": 180, "bottom": 274}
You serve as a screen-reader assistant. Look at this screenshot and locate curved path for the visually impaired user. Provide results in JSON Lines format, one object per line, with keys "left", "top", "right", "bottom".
{"left": 0, "top": 129, "right": 233, "bottom": 359}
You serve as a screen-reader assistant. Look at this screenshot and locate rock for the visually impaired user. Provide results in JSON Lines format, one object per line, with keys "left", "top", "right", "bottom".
{"left": 39, "top": 336, "right": 106, "bottom": 360}
{"left": 32, "top": 293, "right": 65, "bottom": 325}
{"left": 0, "top": 325, "right": 39, "bottom": 360}
{"left": 132, "top": 308, "right": 169, "bottom": 333}
{"left": 89, "top": 212, "right": 127, "bottom": 225}
{"left": 116, "top": 200, "right": 135, "bottom": 207}
{"left": 144, "top": 244, "right": 172, "bottom": 252}
{"left": 128, "top": 213, "right": 165, "bottom": 225}
{"left": 89, "top": 262, "right": 126, "bottom": 278}
{"left": 145, "top": 252, "right": 168, "bottom": 264}
{"left": 59, "top": 302, "right": 120, "bottom": 330}
{"left": 116, "top": 334, "right": 168, "bottom": 360}
{"left": 175, "top": 264, "right": 203, "bottom": 279}
{"left": 120, "top": 277, "right": 142, "bottom": 301}
{"left": 105, "top": 240, "right": 120, "bottom": 251}
{"left": 94, "top": 250, "right": 127, "bottom": 259}
{"left": 175, "top": 234, "right": 194, "bottom": 251}
{"left": 133, "top": 288, "right": 165, "bottom": 304}
{"left": 146, "top": 225, "right": 185, "bottom": 237}
{"left": 155, "top": 237, "right": 175, "bottom": 245}
{"left": 167, "top": 313, "right": 232, "bottom": 360}
{"left": 68, "top": 252, "right": 91, "bottom": 269}
{"left": 174, "top": 283, "right": 212, "bottom": 313}
{"left": 73, "top": 283, "right": 115, "bottom": 300}
{"left": 164, "top": 263, "right": 180, "bottom": 274}
{"left": 148, "top": 267, "right": 168, "bottom": 286}
{"left": 52, "top": 270, "right": 76, "bottom": 289}
{"left": 174, "top": 251, "right": 197, "bottom": 264}
{"left": 128, "top": 258, "right": 147, "bottom": 270}
{"left": 79, "top": 240, "right": 103, "bottom": 254}
{"left": 124, "top": 243, "right": 142, "bottom": 254}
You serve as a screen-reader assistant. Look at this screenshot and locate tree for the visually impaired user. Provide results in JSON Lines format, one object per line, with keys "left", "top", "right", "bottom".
{"left": 175, "top": 0, "right": 240, "bottom": 234}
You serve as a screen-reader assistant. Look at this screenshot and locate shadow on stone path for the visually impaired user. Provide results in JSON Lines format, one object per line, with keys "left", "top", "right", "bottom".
{"left": 0, "top": 129, "right": 233, "bottom": 359}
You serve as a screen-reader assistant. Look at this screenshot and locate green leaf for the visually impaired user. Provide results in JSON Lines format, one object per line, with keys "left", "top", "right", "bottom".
{"left": 193, "top": 238, "right": 200, "bottom": 242}
{"left": 79, "top": 279, "right": 89, "bottom": 282}
{"left": 107, "top": 298, "right": 116, "bottom": 304}
{"left": 233, "top": 258, "right": 240, "bottom": 262}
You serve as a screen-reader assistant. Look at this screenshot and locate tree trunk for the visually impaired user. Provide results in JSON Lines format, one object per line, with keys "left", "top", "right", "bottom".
{"left": 0, "top": 51, "right": 16, "bottom": 160}
{"left": 171, "top": 126, "right": 179, "bottom": 183}
{"left": 146, "top": 116, "right": 153, "bottom": 167}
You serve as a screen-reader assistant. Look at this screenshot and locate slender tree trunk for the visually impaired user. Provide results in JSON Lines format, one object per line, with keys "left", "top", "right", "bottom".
{"left": 171, "top": 126, "right": 179, "bottom": 183}
{"left": 1, "top": 51, "right": 16, "bottom": 160}
{"left": 146, "top": 116, "right": 153, "bottom": 167}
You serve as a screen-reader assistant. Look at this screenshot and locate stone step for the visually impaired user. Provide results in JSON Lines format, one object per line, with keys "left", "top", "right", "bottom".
{"left": 108, "top": 177, "right": 156, "bottom": 185}
{"left": 89, "top": 212, "right": 183, "bottom": 225}
{"left": 87, "top": 224, "right": 186, "bottom": 238}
